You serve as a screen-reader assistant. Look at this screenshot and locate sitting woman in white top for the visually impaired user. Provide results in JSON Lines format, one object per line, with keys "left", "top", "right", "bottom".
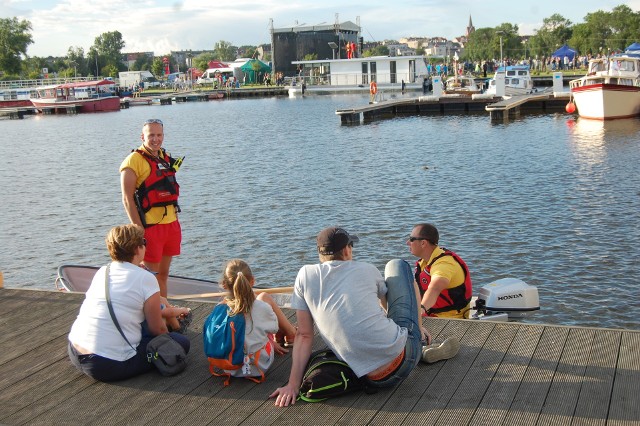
{"left": 67, "top": 224, "right": 190, "bottom": 382}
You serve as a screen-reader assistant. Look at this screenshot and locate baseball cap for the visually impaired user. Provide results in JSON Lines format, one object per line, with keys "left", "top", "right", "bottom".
{"left": 317, "top": 227, "right": 359, "bottom": 255}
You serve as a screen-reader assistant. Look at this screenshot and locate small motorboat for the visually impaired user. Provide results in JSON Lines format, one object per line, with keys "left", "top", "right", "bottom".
{"left": 485, "top": 65, "right": 535, "bottom": 97}
{"left": 569, "top": 52, "right": 640, "bottom": 119}
{"left": 55, "top": 266, "right": 537, "bottom": 318}
{"left": 55, "top": 264, "right": 292, "bottom": 304}
{"left": 443, "top": 74, "right": 483, "bottom": 96}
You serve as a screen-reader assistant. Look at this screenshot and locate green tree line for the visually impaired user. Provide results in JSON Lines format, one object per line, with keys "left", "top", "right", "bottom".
{"left": 0, "top": 17, "right": 260, "bottom": 80}
{"left": 463, "top": 5, "right": 640, "bottom": 61}
{"left": 2, "top": 4, "right": 639, "bottom": 78}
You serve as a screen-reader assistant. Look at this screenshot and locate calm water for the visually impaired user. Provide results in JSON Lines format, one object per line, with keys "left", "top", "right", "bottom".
{"left": 1, "top": 94, "right": 639, "bottom": 330}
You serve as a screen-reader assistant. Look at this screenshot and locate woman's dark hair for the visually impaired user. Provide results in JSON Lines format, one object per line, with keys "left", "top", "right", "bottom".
{"left": 105, "top": 224, "right": 145, "bottom": 262}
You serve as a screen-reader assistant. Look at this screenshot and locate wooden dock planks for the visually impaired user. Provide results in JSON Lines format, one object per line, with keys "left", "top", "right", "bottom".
{"left": 0, "top": 287, "right": 638, "bottom": 426}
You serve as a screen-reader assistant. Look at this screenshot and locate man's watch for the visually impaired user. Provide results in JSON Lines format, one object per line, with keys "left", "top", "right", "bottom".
{"left": 421, "top": 305, "right": 428, "bottom": 313}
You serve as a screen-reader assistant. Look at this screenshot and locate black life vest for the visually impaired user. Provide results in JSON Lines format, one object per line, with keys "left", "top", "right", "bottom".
{"left": 414, "top": 248, "right": 472, "bottom": 316}
{"left": 134, "top": 148, "right": 180, "bottom": 214}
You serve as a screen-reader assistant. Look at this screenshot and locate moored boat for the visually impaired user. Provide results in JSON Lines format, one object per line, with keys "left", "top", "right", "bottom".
{"left": 55, "top": 264, "right": 293, "bottom": 305}
{"left": 443, "top": 74, "right": 483, "bottom": 96}
{"left": 207, "top": 91, "right": 225, "bottom": 100}
{"left": 121, "top": 96, "right": 153, "bottom": 106}
{"left": 55, "top": 265, "right": 222, "bottom": 299}
{"left": 569, "top": 52, "right": 640, "bottom": 120}
{"left": 0, "top": 87, "right": 38, "bottom": 108}
{"left": 485, "top": 65, "right": 534, "bottom": 96}
{"left": 55, "top": 265, "right": 538, "bottom": 319}
{"left": 32, "top": 79, "right": 121, "bottom": 113}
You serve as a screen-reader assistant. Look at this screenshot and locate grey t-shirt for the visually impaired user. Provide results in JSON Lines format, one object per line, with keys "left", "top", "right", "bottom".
{"left": 291, "top": 260, "right": 407, "bottom": 377}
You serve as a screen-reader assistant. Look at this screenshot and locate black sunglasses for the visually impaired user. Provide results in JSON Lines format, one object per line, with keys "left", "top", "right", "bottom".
{"left": 408, "top": 236, "right": 429, "bottom": 242}
{"left": 142, "top": 238, "right": 147, "bottom": 247}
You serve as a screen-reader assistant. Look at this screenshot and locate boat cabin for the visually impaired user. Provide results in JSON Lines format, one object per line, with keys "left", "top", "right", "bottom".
{"left": 0, "top": 88, "right": 38, "bottom": 101}
{"left": 291, "top": 55, "right": 429, "bottom": 87}
{"left": 486, "top": 65, "right": 534, "bottom": 95}
{"left": 37, "top": 80, "right": 116, "bottom": 101}
{"left": 572, "top": 54, "right": 640, "bottom": 89}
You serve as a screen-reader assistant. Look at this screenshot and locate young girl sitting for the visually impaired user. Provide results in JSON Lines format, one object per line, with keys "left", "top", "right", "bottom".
{"left": 218, "top": 259, "right": 297, "bottom": 379}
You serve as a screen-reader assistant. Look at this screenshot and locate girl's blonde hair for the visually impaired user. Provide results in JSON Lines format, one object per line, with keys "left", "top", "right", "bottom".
{"left": 221, "top": 259, "right": 255, "bottom": 315}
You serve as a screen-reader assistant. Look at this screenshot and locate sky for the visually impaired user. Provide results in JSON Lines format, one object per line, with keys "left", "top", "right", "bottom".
{"left": 2, "top": 0, "right": 639, "bottom": 58}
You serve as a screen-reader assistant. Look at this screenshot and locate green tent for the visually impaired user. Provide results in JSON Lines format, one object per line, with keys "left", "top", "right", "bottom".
{"left": 240, "top": 59, "right": 271, "bottom": 83}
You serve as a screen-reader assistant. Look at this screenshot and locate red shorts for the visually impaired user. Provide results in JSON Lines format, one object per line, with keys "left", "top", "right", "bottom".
{"left": 143, "top": 221, "right": 181, "bottom": 263}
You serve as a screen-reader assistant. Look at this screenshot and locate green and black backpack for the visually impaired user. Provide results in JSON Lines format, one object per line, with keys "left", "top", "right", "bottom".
{"left": 298, "top": 349, "right": 371, "bottom": 402}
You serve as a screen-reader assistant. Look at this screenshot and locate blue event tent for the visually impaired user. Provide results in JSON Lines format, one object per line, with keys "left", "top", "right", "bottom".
{"left": 626, "top": 42, "right": 640, "bottom": 52}
{"left": 552, "top": 44, "right": 577, "bottom": 61}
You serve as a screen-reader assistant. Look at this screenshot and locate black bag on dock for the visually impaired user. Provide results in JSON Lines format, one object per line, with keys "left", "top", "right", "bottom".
{"left": 146, "top": 334, "right": 187, "bottom": 376}
{"left": 298, "top": 349, "right": 365, "bottom": 402}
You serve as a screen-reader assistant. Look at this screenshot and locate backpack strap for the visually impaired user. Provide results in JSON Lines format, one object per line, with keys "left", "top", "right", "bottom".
{"left": 243, "top": 347, "right": 265, "bottom": 384}
{"left": 104, "top": 264, "right": 136, "bottom": 352}
{"left": 208, "top": 360, "right": 233, "bottom": 386}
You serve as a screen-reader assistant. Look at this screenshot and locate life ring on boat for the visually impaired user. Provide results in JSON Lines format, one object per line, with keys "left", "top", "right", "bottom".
{"left": 369, "top": 81, "right": 378, "bottom": 95}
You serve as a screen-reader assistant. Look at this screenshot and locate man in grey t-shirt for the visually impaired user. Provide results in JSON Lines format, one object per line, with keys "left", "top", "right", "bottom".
{"left": 270, "top": 227, "right": 426, "bottom": 406}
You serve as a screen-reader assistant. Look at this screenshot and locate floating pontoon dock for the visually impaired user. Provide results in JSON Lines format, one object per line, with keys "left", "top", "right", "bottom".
{"left": 336, "top": 93, "right": 572, "bottom": 124}
{"left": 0, "top": 287, "right": 637, "bottom": 425}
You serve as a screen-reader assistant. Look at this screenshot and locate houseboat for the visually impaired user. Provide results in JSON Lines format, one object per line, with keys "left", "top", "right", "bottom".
{"left": 291, "top": 55, "right": 429, "bottom": 93}
{"left": 32, "top": 79, "right": 120, "bottom": 113}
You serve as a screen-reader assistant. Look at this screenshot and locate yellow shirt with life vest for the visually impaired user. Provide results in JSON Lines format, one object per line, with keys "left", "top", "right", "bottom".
{"left": 418, "top": 247, "right": 469, "bottom": 318}
{"left": 120, "top": 145, "right": 178, "bottom": 225}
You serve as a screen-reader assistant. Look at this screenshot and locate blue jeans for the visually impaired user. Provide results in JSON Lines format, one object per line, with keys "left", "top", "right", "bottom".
{"left": 363, "top": 259, "right": 422, "bottom": 388}
{"left": 68, "top": 329, "right": 190, "bottom": 382}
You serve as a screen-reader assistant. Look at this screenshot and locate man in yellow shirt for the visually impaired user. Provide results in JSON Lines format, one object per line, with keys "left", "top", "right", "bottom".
{"left": 120, "top": 119, "right": 182, "bottom": 297}
{"left": 408, "top": 223, "right": 472, "bottom": 319}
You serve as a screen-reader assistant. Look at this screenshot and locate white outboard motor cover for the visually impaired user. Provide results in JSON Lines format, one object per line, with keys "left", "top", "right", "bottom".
{"left": 478, "top": 278, "right": 539, "bottom": 318}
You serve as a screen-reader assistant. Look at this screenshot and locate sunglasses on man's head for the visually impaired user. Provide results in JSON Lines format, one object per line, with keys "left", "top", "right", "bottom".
{"left": 143, "top": 119, "right": 163, "bottom": 126}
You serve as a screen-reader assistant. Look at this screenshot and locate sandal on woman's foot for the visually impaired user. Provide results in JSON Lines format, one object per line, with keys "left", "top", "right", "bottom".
{"left": 177, "top": 310, "right": 193, "bottom": 334}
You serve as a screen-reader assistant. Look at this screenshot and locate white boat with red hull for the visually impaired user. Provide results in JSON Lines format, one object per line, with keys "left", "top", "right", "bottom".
{"left": 569, "top": 50, "right": 640, "bottom": 120}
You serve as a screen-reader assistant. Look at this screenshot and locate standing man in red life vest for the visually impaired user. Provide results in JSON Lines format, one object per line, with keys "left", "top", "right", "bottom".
{"left": 120, "top": 119, "right": 182, "bottom": 298}
{"left": 408, "top": 223, "right": 473, "bottom": 319}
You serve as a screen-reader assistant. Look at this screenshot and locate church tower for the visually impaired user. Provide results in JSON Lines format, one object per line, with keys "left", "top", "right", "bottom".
{"left": 466, "top": 15, "right": 475, "bottom": 37}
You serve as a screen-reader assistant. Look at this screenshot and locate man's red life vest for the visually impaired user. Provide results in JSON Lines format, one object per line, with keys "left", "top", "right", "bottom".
{"left": 414, "top": 248, "right": 472, "bottom": 316}
{"left": 134, "top": 148, "right": 180, "bottom": 214}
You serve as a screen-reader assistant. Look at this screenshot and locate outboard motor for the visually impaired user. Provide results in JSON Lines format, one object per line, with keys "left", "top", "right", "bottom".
{"left": 470, "top": 278, "right": 539, "bottom": 321}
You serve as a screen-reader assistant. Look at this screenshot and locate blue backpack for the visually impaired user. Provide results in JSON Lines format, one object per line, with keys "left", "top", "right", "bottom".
{"left": 203, "top": 303, "right": 264, "bottom": 386}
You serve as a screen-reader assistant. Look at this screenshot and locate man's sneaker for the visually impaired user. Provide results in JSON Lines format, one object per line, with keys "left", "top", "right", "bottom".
{"left": 421, "top": 337, "right": 460, "bottom": 363}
